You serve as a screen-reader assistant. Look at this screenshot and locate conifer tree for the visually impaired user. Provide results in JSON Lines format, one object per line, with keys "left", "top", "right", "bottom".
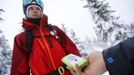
{"left": 84, "top": 0, "right": 129, "bottom": 46}
{"left": 0, "top": 9, "right": 11, "bottom": 75}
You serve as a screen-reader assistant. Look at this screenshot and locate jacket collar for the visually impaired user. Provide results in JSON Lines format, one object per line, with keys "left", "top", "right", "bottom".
{"left": 22, "top": 14, "right": 48, "bottom": 30}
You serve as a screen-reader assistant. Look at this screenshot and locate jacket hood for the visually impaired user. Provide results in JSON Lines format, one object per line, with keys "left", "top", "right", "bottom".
{"left": 22, "top": 14, "right": 48, "bottom": 30}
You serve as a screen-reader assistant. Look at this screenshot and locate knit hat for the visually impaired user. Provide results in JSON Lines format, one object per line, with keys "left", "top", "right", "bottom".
{"left": 23, "top": 0, "right": 44, "bottom": 17}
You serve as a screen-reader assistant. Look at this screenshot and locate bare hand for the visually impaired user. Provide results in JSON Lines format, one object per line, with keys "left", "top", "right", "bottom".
{"left": 68, "top": 51, "right": 107, "bottom": 75}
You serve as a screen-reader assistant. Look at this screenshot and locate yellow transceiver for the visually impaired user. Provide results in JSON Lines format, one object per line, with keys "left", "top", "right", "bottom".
{"left": 62, "top": 54, "right": 89, "bottom": 71}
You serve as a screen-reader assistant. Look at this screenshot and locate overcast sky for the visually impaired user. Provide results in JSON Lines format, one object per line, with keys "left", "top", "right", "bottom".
{"left": 0, "top": 0, "right": 134, "bottom": 48}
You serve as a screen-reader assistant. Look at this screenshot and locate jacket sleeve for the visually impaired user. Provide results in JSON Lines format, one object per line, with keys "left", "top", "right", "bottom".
{"left": 10, "top": 33, "right": 30, "bottom": 75}
{"left": 102, "top": 37, "right": 134, "bottom": 75}
{"left": 54, "top": 26, "right": 81, "bottom": 56}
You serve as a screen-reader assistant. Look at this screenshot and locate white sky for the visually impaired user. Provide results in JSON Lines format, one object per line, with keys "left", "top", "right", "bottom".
{"left": 0, "top": 0, "right": 134, "bottom": 49}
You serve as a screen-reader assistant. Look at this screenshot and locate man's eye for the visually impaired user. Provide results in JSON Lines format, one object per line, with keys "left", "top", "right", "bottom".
{"left": 29, "top": 7, "right": 34, "bottom": 10}
{"left": 36, "top": 8, "right": 40, "bottom": 10}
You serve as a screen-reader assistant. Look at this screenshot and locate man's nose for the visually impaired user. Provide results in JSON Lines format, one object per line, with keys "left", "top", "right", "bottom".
{"left": 33, "top": 10, "right": 38, "bottom": 13}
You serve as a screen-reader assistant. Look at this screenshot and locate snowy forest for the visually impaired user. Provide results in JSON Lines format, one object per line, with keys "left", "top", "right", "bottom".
{"left": 0, "top": 0, "right": 134, "bottom": 75}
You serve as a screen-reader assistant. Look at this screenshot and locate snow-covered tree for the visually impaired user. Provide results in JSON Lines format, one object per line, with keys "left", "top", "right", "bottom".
{"left": 61, "top": 24, "right": 68, "bottom": 33}
{"left": 84, "top": 0, "right": 130, "bottom": 47}
{"left": 0, "top": 33, "right": 11, "bottom": 75}
{"left": 126, "top": 23, "right": 134, "bottom": 38}
{"left": 0, "top": 9, "right": 4, "bottom": 21}
{"left": 0, "top": 9, "right": 12, "bottom": 75}
{"left": 61, "top": 24, "right": 88, "bottom": 56}
{"left": 70, "top": 29, "right": 88, "bottom": 56}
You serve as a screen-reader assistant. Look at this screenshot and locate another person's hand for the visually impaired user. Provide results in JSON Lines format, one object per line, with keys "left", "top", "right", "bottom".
{"left": 68, "top": 51, "right": 107, "bottom": 75}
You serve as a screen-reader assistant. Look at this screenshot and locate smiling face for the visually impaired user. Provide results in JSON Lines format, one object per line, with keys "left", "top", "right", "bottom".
{"left": 27, "top": 5, "right": 43, "bottom": 19}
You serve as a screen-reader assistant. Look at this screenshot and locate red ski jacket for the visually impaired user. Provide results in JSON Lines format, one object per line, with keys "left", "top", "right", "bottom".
{"left": 10, "top": 14, "right": 80, "bottom": 75}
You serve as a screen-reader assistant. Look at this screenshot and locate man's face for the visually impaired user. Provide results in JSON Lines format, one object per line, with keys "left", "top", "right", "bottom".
{"left": 27, "top": 5, "right": 43, "bottom": 19}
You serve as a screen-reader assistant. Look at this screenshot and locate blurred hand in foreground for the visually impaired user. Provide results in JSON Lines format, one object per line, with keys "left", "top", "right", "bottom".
{"left": 67, "top": 51, "right": 107, "bottom": 75}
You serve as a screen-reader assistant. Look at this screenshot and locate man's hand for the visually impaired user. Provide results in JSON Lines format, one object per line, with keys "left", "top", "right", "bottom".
{"left": 68, "top": 51, "right": 107, "bottom": 75}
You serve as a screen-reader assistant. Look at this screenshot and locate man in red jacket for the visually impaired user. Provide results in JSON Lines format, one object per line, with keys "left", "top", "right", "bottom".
{"left": 10, "top": 0, "right": 80, "bottom": 75}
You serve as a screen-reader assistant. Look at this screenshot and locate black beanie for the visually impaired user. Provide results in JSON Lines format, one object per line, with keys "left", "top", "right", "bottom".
{"left": 23, "top": 0, "right": 44, "bottom": 17}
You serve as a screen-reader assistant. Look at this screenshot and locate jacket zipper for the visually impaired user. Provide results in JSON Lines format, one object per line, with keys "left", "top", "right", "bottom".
{"left": 38, "top": 27, "right": 56, "bottom": 70}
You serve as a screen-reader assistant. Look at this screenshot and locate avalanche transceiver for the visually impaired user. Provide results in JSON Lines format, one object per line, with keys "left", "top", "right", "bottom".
{"left": 62, "top": 54, "right": 89, "bottom": 71}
